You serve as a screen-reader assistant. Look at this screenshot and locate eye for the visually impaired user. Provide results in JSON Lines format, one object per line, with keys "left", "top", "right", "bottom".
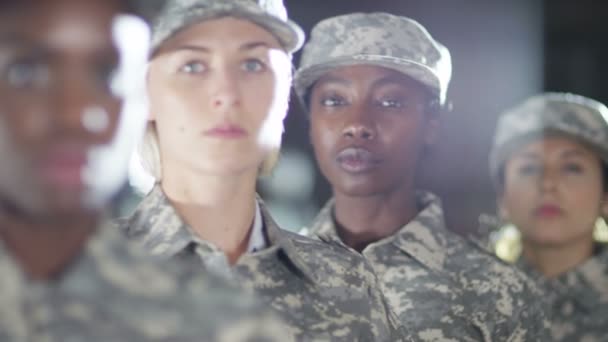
{"left": 376, "top": 98, "right": 404, "bottom": 108}
{"left": 517, "top": 163, "right": 541, "bottom": 176}
{"left": 2, "top": 58, "right": 49, "bottom": 89}
{"left": 562, "top": 162, "right": 583, "bottom": 174}
{"left": 241, "top": 58, "right": 266, "bottom": 73}
{"left": 319, "top": 95, "right": 348, "bottom": 107}
{"left": 179, "top": 61, "right": 206, "bottom": 74}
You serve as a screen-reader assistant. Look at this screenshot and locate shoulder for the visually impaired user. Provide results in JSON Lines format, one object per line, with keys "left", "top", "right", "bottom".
{"left": 281, "top": 229, "right": 380, "bottom": 287}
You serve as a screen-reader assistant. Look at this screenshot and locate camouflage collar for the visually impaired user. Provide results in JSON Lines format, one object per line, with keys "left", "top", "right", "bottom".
{"left": 307, "top": 191, "right": 450, "bottom": 273}
{"left": 517, "top": 245, "right": 608, "bottom": 311}
{"left": 125, "top": 184, "right": 318, "bottom": 283}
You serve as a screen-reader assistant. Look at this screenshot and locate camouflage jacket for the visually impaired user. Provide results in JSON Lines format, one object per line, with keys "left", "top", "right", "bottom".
{"left": 118, "top": 185, "right": 409, "bottom": 342}
{"left": 517, "top": 245, "right": 608, "bottom": 342}
{"left": 0, "top": 224, "right": 292, "bottom": 342}
{"left": 304, "top": 192, "right": 550, "bottom": 342}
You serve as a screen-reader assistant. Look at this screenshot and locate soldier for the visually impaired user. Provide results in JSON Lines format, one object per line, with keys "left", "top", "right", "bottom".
{"left": 0, "top": 0, "right": 292, "bottom": 340}
{"left": 119, "top": 0, "right": 408, "bottom": 340}
{"left": 295, "top": 12, "right": 550, "bottom": 341}
{"left": 490, "top": 92, "right": 608, "bottom": 341}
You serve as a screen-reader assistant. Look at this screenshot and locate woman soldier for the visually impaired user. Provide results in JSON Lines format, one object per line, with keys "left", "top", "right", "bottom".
{"left": 120, "top": 0, "right": 405, "bottom": 340}
{"left": 296, "top": 12, "right": 549, "bottom": 341}
{"left": 490, "top": 92, "right": 608, "bottom": 341}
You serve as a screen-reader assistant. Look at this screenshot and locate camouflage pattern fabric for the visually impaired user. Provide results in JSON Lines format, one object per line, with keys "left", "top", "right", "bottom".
{"left": 118, "top": 185, "right": 411, "bottom": 341}
{"left": 304, "top": 192, "right": 551, "bottom": 342}
{"left": 516, "top": 245, "right": 608, "bottom": 342}
{"left": 0, "top": 224, "right": 293, "bottom": 342}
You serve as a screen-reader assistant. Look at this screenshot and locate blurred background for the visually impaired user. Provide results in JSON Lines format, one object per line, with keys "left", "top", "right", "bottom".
{"left": 127, "top": 0, "right": 608, "bottom": 236}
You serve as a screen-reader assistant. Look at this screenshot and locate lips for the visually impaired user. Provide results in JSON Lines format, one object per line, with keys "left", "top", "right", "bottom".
{"left": 335, "top": 147, "right": 381, "bottom": 173}
{"left": 204, "top": 123, "right": 247, "bottom": 139}
{"left": 37, "top": 144, "right": 90, "bottom": 189}
{"left": 534, "top": 204, "right": 564, "bottom": 218}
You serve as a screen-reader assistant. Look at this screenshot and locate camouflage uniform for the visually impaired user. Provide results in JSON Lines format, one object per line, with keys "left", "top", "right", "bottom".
{"left": 119, "top": 185, "right": 409, "bottom": 341}
{"left": 490, "top": 93, "right": 608, "bottom": 341}
{"left": 131, "top": 2, "right": 408, "bottom": 341}
{"left": 515, "top": 246, "right": 608, "bottom": 342}
{"left": 304, "top": 192, "right": 549, "bottom": 342}
{"left": 295, "top": 13, "right": 549, "bottom": 341}
{"left": 0, "top": 224, "right": 292, "bottom": 342}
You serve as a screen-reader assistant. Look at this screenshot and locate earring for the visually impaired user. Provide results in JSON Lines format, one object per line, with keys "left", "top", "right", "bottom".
{"left": 594, "top": 217, "right": 608, "bottom": 243}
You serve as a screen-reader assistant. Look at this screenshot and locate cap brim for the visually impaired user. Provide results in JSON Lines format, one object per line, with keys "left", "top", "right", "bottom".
{"left": 294, "top": 55, "right": 442, "bottom": 109}
{"left": 151, "top": 6, "right": 305, "bottom": 55}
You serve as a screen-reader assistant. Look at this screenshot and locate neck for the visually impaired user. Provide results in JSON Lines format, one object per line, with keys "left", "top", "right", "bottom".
{"left": 0, "top": 204, "right": 99, "bottom": 281}
{"left": 522, "top": 235, "right": 595, "bottom": 278}
{"left": 161, "top": 164, "right": 258, "bottom": 264}
{"left": 333, "top": 186, "right": 418, "bottom": 252}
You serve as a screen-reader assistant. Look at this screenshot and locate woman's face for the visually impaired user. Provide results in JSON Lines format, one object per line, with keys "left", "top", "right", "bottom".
{"left": 308, "top": 65, "right": 436, "bottom": 197}
{"left": 500, "top": 136, "right": 608, "bottom": 247}
{"left": 0, "top": 0, "right": 147, "bottom": 217}
{"left": 147, "top": 17, "right": 291, "bottom": 177}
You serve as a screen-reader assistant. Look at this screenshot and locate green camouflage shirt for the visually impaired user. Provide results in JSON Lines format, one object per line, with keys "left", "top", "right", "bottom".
{"left": 517, "top": 245, "right": 608, "bottom": 342}
{"left": 0, "top": 224, "right": 292, "bottom": 342}
{"left": 304, "top": 192, "right": 550, "bottom": 342}
{"left": 118, "top": 185, "right": 409, "bottom": 341}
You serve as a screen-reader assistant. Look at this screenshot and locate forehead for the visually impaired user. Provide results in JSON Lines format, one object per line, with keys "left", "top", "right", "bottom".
{"left": 157, "top": 16, "right": 282, "bottom": 54}
{"left": 0, "top": 0, "right": 121, "bottom": 51}
{"left": 515, "top": 135, "right": 597, "bottom": 159}
{"left": 314, "top": 64, "right": 425, "bottom": 91}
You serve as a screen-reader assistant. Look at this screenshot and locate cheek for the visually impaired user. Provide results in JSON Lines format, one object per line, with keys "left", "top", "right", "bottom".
{"left": 562, "top": 179, "right": 604, "bottom": 222}
{"left": 310, "top": 119, "right": 337, "bottom": 159}
{"left": 0, "top": 94, "right": 54, "bottom": 142}
{"left": 501, "top": 182, "right": 537, "bottom": 221}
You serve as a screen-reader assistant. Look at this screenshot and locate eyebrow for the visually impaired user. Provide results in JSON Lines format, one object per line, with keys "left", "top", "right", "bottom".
{"left": 561, "top": 149, "right": 587, "bottom": 159}
{"left": 315, "top": 75, "right": 351, "bottom": 87}
{"left": 372, "top": 74, "right": 412, "bottom": 88}
{"left": 171, "top": 41, "right": 273, "bottom": 54}
{"left": 239, "top": 41, "right": 273, "bottom": 51}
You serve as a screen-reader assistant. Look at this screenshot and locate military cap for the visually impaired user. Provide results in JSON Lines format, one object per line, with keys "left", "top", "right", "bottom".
{"left": 294, "top": 12, "right": 452, "bottom": 107}
{"left": 150, "top": 0, "right": 304, "bottom": 55}
{"left": 490, "top": 92, "right": 608, "bottom": 184}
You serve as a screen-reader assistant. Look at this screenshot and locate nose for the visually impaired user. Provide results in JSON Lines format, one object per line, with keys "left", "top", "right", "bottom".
{"left": 539, "top": 167, "right": 559, "bottom": 193}
{"left": 209, "top": 68, "right": 240, "bottom": 110}
{"left": 341, "top": 106, "right": 376, "bottom": 141}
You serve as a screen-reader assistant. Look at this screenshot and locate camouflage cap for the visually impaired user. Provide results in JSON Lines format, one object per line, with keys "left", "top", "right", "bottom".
{"left": 150, "top": 0, "right": 305, "bottom": 55}
{"left": 490, "top": 92, "right": 608, "bottom": 185}
{"left": 294, "top": 12, "right": 452, "bottom": 108}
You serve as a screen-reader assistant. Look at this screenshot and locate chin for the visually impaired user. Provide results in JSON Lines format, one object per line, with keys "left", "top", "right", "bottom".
{"left": 334, "top": 180, "right": 388, "bottom": 198}
{"left": 524, "top": 226, "right": 579, "bottom": 248}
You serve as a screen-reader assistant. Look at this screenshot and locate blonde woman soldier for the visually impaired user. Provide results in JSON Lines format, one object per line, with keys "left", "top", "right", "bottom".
{"left": 490, "top": 93, "right": 608, "bottom": 341}
{"left": 296, "top": 12, "right": 550, "bottom": 341}
{"left": 118, "top": 0, "right": 407, "bottom": 340}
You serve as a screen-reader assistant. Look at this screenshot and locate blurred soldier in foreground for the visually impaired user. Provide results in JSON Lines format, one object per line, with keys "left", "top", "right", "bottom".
{"left": 0, "top": 0, "right": 291, "bottom": 340}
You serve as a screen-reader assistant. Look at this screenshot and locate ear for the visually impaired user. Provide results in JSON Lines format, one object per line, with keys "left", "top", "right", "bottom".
{"left": 497, "top": 195, "right": 510, "bottom": 222}
{"left": 601, "top": 193, "right": 608, "bottom": 219}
